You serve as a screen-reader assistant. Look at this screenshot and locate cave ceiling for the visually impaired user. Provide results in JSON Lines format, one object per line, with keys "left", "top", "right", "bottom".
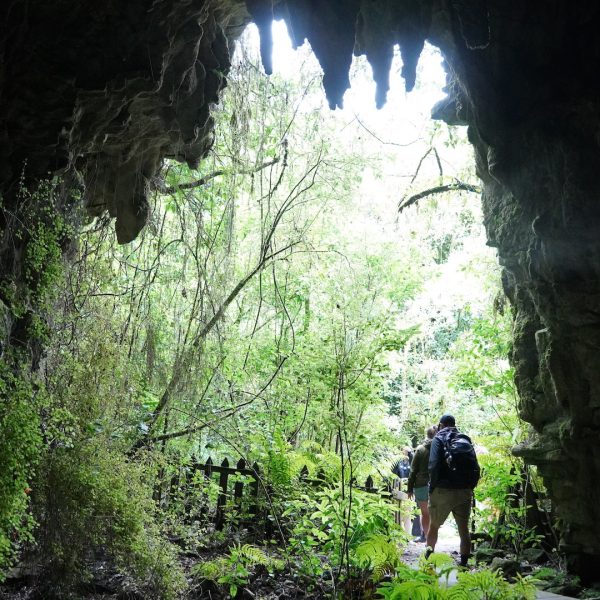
{"left": 0, "top": 1, "right": 597, "bottom": 242}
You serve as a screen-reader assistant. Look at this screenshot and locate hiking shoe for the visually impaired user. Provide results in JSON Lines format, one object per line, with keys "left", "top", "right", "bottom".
{"left": 424, "top": 546, "right": 434, "bottom": 559}
{"left": 414, "top": 535, "right": 426, "bottom": 543}
{"left": 458, "top": 554, "right": 471, "bottom": 568}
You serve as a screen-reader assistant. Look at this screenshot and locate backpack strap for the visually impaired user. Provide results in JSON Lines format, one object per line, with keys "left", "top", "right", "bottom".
{"left": 440, "top": 429, "right": 456, "bottom": 468}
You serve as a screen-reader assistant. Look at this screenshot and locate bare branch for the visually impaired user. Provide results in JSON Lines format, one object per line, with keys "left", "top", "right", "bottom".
{"left": 398, "top": 182, "right": 481, "bottom": 213}
{"left": 352, "top": 114, "right": 420, "bottom": 148}
{"left": 410, "top": 147, "right": 432, "bottom": 185}
{"left": 158, "top": 157, "right": 280, "bottom": 194}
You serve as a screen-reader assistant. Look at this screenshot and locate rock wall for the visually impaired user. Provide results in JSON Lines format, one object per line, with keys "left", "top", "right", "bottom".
{"left": 2, "top": 0, "right": 600, "bottom": 580}
{"left": 0, "top": 0, "right": 249, "bottom": 360}
{"left": 427, "top": 4, "right": 600, "bottom": 579}
{"left": 0, "top": 0, "right": 249, "bottom": 243}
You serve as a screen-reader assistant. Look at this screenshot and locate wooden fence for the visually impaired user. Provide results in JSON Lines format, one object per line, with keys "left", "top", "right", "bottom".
{"left": 159, "top": 458, "right": 491, "bottom": 549}
{"left": 161, "top": 457, "right": 385, "bottom": 536}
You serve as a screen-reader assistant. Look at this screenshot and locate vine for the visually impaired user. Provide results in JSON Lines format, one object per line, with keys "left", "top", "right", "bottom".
{"left": 0, "top": 176, "right": 74, "bottom": 577}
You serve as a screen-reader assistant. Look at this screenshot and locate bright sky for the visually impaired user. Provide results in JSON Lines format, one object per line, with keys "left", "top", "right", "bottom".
{"left": 269, "top": 20, "right": 447, "bottom": 140}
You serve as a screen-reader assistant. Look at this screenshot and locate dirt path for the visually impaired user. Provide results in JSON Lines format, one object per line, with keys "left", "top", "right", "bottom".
{"left": 401, "top": 522, "right": 461, "bottom": 567}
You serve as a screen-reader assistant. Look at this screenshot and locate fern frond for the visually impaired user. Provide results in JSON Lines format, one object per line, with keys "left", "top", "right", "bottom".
{"left": 509, "top": 573, "right": 537, "bottom": 600}
{"left": 238, "top": 544, "right": 269, "bottom": 565}
{"left": 191, "top": 557, "right": 228, "bottom": 581}
{"left": 354, "top": 534, "right": 401, "bottom": 580}
{"left": 451, "top": 568, "right": 509, "bottom": 599}
{"left": 377, "top": 579, "right": 445, "bottom": 600}
{"left": 424, "top": 552, "right": 456, "bottom": 569}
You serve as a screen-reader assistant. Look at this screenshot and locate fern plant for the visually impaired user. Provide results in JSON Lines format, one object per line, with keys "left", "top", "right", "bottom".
{"left": 377, "top": 557, "right": 443, "bottom": 599}
{"left": 353, "top": 534, "right": 401, "bottom": 581}
{"left": 420, "top": 551, "right": 457, "bottom": 585}
{"left": 378, "top": 579, "right": 444, "bottom": 599}
{"left": 377, "top": 560, "right": 537, "bottom": 600}
{"left": 192, "top": 543, "right": 284, "bottom": 598}
{"left": 449, "top": 569, "right": 536, "bottom": 600}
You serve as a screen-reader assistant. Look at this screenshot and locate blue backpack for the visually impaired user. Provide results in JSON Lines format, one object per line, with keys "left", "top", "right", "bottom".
{"left": 391, "top": 458, "right": 411, "bottom": 479}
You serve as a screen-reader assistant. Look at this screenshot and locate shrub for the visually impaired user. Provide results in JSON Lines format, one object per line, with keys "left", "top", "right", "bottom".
{"left": 0, "top": 362, "right": 42, "bottom": 578}
{"left": 33, "top": 443, "right": 185, "bottom": 598}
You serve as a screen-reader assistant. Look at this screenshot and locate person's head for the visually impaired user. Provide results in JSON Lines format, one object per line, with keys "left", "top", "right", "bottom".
{"left": 426, "top": 425, "right": 437, "bottom": 439}
{"left": 438, "top": 414, "right": 456, "bottom": 429}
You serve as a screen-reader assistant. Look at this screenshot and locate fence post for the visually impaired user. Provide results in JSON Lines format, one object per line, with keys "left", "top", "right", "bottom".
{"left": 365, "top": 475, "right": 375, "bottom": 493}
{"left": 299, "top": 465, "right": 309, "bottom": 482}
{"left": 184, "top": 457, "right": 200, "bottom": 520}
{"left": 199, "top": 457, "right": 213, "bottom": 523}
{"left": 215, "top": 458, "right": 229, "bottom": 530}
{"left": 315, "top": 468, "right": 325, "bottom": 486}
{"left": 248, "top": 462, "right": 260, "bottom": 530}
{"left": 234, "top": 458, "right": 245, "bottom": 518}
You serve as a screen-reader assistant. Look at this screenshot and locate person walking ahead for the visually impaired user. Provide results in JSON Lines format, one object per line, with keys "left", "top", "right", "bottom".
{"left": 407, "top": 425, "right": 437, "bottom": 542}
{"left": 425, "top": 414, "right": 480, "bottom": 567}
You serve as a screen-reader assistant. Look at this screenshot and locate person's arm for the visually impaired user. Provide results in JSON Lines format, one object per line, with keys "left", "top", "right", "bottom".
{"left": 407, "top": 448, "right": 420, "bottom": 496}
{"left": 428, "top": 437, "right": 443, "bottom": 492}
{"left": 473, "top": 446, "right": 481, "bottom": 487}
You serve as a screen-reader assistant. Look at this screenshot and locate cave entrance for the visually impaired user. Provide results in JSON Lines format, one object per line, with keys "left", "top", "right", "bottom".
{"left": 3, "top": 3, "right": 598, "bottom": 593}
{"left": 239, "top": 19, "right": 530, "bottom": 570}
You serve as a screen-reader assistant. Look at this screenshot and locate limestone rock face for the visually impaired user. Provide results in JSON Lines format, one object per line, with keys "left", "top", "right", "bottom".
{"left": 0, "top": 0, "right": 249, "bottom": 361}
{"left": 0, "top": 0, "right": 249, "bottom": 242}
{"left": 434, "top": 5, "right": 600, "bottom": 580}
{"left": 2, "top": 0, "right": 600, "bottom": 581}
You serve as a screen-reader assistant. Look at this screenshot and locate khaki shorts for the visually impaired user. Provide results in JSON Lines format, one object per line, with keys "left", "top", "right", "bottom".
{"left": 429, "top": 487, "right": 472, "bottom": 530}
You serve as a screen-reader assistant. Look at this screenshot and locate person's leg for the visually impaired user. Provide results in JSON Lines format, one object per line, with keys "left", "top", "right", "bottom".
{"left": 451, "top": 490, "right": 473, "bottom": 564}
{"left": 426, "top": 522, "right": 439, "bottom": 551}
{"left": 418, "top": 500, "right": 430, "bottom": 537}
{"left": 455, "top": 513, "right": 471, "bottom": 556}
{"left": 426, "top": 488, "right": 451, "bottom": 553}
{"left": 413, "top": 486, "right": 429, "bottom": 541}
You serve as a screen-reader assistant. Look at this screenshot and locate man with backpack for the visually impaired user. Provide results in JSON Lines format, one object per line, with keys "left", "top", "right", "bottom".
{"left": 425, "top": 414, "right": 480, "bottom": 567}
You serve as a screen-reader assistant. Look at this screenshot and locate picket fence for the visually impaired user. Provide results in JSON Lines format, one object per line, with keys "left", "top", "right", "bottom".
{"left": 160, "top": 457, "right": 384, "bottom": 537}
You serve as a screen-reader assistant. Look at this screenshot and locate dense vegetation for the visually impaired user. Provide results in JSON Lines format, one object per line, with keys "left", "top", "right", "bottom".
{"left": 0, "top": 29, "right": 576, "bottom": 600}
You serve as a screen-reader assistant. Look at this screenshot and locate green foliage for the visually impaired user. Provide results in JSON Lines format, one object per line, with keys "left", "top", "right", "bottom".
{"left": 529, "top": 565, "right": 581, "bottom": 593}
{"left": 449, "top": 570, "right": 536, "bottom": 600}
{"left": 377, "top": 562, "right": 537, "bottom": 600}
{"left": 0, "top": 178, "right": 74, "bottom": 578}
{"left": 34, "top": 442, "right": 184, "bottom": 598}
{"left": 192, "top": 544, "right": 284, "bottom": 598}
{"left": 354, "top": 534, "right": 401, "bottom": 581}
{"left": 4, "top": 178, "right": 73, "bottom": 338}
{"left": 284, "top": 487, "right": 406, "bottom": 577}
{"left": 0, "top": 360, "right": 42, "bottom": 578}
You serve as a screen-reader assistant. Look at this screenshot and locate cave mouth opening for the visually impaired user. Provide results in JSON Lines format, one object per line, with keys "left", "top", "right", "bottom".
{"left": 216, "top": 20, "right": 503, "bottom": 441}
{"left": 0, "top": 2, "right": 600, "bottom": 592}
